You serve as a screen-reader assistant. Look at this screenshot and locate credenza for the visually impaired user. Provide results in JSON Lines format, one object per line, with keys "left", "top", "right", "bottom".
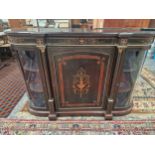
{"left": 7, "top": 28, "right": 155, "bottom": 120}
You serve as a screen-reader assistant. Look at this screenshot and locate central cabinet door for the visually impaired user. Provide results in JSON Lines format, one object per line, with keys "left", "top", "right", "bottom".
{"left": 47, "top": 47, "right": 115, "bottom": 111}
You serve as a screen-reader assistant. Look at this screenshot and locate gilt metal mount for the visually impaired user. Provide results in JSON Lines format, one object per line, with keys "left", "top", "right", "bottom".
{"left": 36, "top": 38, "right": 46, "bottom": 53}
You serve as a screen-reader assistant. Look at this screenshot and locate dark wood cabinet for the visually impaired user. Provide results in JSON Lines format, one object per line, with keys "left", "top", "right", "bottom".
{"left": 7, "top": 28, "right": 155, "bottom": 120}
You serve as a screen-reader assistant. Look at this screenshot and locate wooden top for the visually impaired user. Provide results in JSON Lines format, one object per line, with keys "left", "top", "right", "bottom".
{"left": 6, "top": 28, "right": 155, "bottom": 38}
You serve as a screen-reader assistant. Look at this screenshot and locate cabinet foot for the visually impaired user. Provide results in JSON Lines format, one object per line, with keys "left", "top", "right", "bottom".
{"left": 48, "top": 99, "right": 57, "bottom": 120}
{"left": 48, "top": 114, "right": 57, "bottom": 121}
{"left": 105, "top": 114, "right": 113, "bottom": 120}
{"left": 105, "top": 98, "right": 114, "bottom": 120}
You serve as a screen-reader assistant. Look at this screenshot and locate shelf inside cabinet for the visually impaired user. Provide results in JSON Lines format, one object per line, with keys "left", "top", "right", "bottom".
{"left": 118, "top": 82, "right": 131, "bottom": 93}
{"left": 123, "top": 68, "right": 137, "bottom": 72}
{"left": 118, "top": 87, "right": 131, "bottom": 93}
{"left": 29, "top": 83, "right": 43, "bottom": 93}
{"left": 24, "top": 63, "right": 39, "bottom": 72}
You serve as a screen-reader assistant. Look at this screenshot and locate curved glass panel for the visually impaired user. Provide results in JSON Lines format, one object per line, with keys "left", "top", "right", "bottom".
{"left": 115, "top": 48, "right": 146, "bottom": 108}
{"left": 18, "top": 49, "right": 47, "bottom": 108}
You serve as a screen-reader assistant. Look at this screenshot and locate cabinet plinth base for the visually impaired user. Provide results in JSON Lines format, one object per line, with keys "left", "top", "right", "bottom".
{"left": 28, "top": 103, "right": 132, "bottom": 119}
{"left": 28, "top": 106, "right": 49, "bottom": 117}
{"left": 113, "top": 105, "right": 133, "bottom": 116}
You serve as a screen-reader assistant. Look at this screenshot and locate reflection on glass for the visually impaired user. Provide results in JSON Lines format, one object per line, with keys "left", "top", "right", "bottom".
{"left": 18, "top": 50, "right": 47, "bottom": 108}
{"left": 115, "top": 48, "right": 146, "bottom": 108}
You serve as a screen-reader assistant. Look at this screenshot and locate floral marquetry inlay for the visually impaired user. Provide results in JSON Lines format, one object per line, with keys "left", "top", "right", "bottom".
{"left": 72, "top": 67, "right": 90, "bottom": 98}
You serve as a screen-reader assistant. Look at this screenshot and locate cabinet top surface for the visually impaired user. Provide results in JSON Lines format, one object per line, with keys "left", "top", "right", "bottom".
{"left": 6, "top": 28, "right": 155, "bottom": 37}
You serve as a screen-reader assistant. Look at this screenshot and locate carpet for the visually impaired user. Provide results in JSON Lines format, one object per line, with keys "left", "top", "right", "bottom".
{"left": 141, "top": 67, "right": 155, "bottom": 89}
{"left": 132, "top": 76, "right": 155, "bottom": 113}
{"left": 0, "top": 118, "right": 155, "bottom": 135}
{"left": 0, "top": 59, "right": 26, "bottom": 117}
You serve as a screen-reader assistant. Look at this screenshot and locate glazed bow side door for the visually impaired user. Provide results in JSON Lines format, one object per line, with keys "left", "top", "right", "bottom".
{"left": 47, "top": 47, "right": 115, "bottom": 111}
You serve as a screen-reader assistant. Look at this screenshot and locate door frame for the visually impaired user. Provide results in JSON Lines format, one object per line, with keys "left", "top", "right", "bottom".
{"left": 47, "top": 46, "right": 116, "bottom": 111}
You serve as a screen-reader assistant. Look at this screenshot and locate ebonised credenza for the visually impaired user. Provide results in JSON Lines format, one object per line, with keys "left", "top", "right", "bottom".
{"left": 7, "top": 28, "right": 155, "bottom": 120}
